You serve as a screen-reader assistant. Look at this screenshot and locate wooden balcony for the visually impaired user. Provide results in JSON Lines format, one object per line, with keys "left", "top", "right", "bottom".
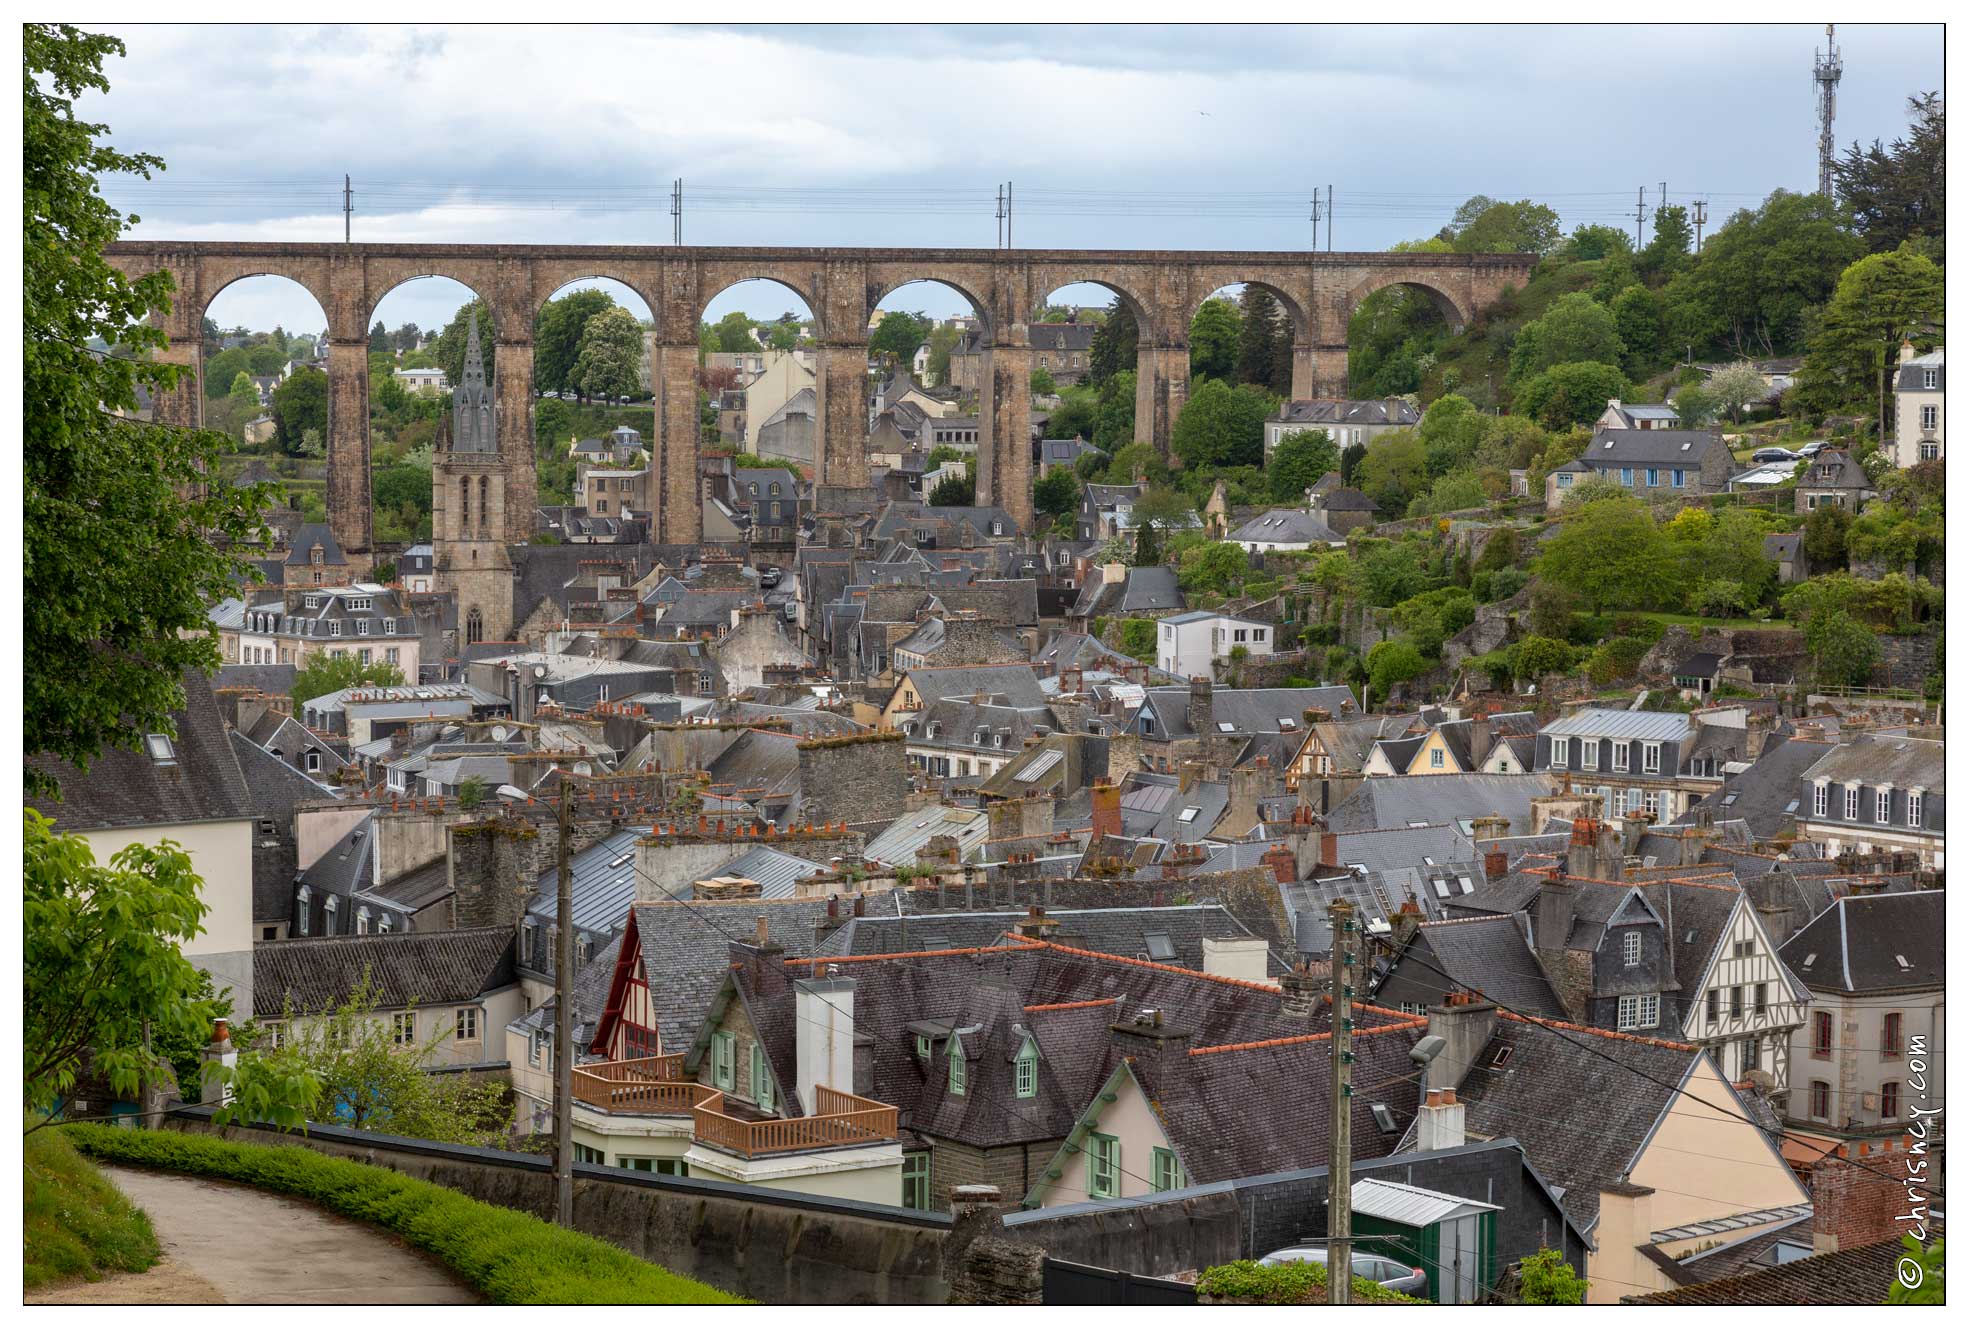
{"left": 691, "top": 1084, "right": 899, "bottom": 1158}
{"left": 570, "top": 1054, "right": 701, "bottom": 1114}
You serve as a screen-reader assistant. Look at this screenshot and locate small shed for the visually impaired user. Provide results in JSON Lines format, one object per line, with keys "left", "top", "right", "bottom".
{"left": 1350, "top": 1176, "right": 1501, "bottom": 1304}
{"left": 1672, "top": 651, "right": 1724, "bottom": 696}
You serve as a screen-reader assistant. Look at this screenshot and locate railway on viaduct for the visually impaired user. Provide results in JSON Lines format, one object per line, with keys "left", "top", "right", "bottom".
{"left": 104, "top": 241, "right": 1536, "bottom": 553}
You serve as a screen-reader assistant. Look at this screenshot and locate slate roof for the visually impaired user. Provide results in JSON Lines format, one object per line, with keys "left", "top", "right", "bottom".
{"left": 253, "top": 927, "right": 516, "bottom": 1019}
{"left": 1779, "top": 891, "right": 1943, "bottom": 994}
{"left": 1323, "top": 774, "right": 1554, "bottom": 836}
{"left": 1583, "top": 427, "right": 1727, "bottom": 468}
{"left": 28, "top": 668, "right": 254, "bottom": 831}
{"left": 1395, "top": 916, "right": 1567, "bottom": 1019}
{"left": 228, "top": 730, "right": 344, "bottom": 924}
{"left": 1624, "top": 1236, "right": 1903, "bottom": 1305}
{"left": 1763, "top": 532, "right": 1803, "bottom": 565}
{"left": 1273, "top": 398, "right": 1421, "bottom": 428}
{"left": 1798, "top": 733, "right": 1944, "bottom": 796}
{"left": 285, "top": 523, "right": 347, "bottom": 566}
{"left": 216, "top": 661, "right": 299, "bottom": 697}
{"left": 1114, "top": 566, "right": 1183, "bottom": 612}
{"left": 1139, "top": 684, "right": 1358, "bottom": 741}
{"left": 900, "top": 663, "right": 1048, "bottom": 709}
{"left": 524, "top": 827, "right": 644, "bottom": 938}
{"left": 692, "top": 844, "right": 828, "bottom": 900}
{"left": 861, "top": 806, "right": 991, "bottom": 866}
{"left": 1314, "top": 485, "right": 1380, "bottom": 512}
{"left": 1687, "top": 736, "right": 1831, "bottom": 839}
{"left": 1228, "top": 510, "right": 1346, "bottom": 545}
{"left": 808, "top": 904, "right": 1284, "bottom": 975}
{"left": 1542, "top": 707, "right": 1693, "bottom": 742}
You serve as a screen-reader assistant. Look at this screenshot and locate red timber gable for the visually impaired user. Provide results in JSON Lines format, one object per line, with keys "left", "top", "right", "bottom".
{"left": 589, "top": 910, "right": 659, "bottom": 1057}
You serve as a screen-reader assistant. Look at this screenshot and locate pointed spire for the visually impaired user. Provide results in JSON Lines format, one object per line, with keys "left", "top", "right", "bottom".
{"left": 461, "top": 307, "right": 485, "bottom": 392}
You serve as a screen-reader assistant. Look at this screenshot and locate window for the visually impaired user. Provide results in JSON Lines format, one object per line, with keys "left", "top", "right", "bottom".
{"left": 1641, "top": 742, "right": 1661, "bottom": 774}
{"left": 1922, "top": 368, "right": 1938, "bottom": 390}
{"left": 392, "top": 1012, "right": 416, "bottom": 1045}
{"left": 1882, "top": 1012, "right": 1903, "bottom": 1059}
{"left": 1881, "top": 1081, "right": 1901, "bottom": 1119}
{"left": 1812, "top": 1011, "right": 1833, "bottom": 1058}
{"left": 1087, "top": 1133, "right": 1120, "bottom": 1198}
{"left": 1549, "top": 737, "right": 1569, "bottom": 768}
{"left": 1908, "top": 790, "right": 1924, "bottom": 826}
{"left": 1430, "top": 747, "right": 1445, "bottom": 769}
{"left": 1729, "top": 986, "right": 1744, "bottom": 1018}
{"left": 1672, "top": 468, "right": 1686, "bottom": 487}
{"left": 296, "top": 886, "right": 311, "bottom": 936}
{"left": 1612, "top": 741, "right": 1630, "bottom": 772}
{"left": 1622, "top": 931, "right": 1641, "bottom": 967}
{"left": 751, "top": 1042, "right": 774, "bottom": 1112}
{"left": 1617, "top": 994, "right": 1659, "bottom": 1030}
{"left": 915, "top": 1034, "right": 931, "bottom": 1060}
{"left": 902, "top": 1151, "right": 932, "bottom": 1210}
{"left": 1705, "top": 989, "right": 1719, "bottom": 1023}
{"left": 144, "top": 733, "right": 176, "bottom": 763}
{"left": 1876, "top": 788, "right": 1891, "bottom": 822}
{"left": 711, "top": 1032, "right": 735, "bottom": 1090}
{"left": 1845, "top": 785, "right": 1860, "bottom": 820}
{"left": 262, "top": 1021, "right": 285, "bottom": 1049}
{"left": 1646, "top": 468, "right": 1659, "bottom": 487}
{"left": 1620, "top": 467, "right": 1634, "bottom": 487}
{"left": 528, "top": 1030, "right": 543, "bottom": 1067}
{"left": 948, "top": 1038, "right": 967, "bottom": 1095}
{"left": 455, "top": 1008, "right": 479, "bottom": 1043}
{"left": 574, "top": 1143, "right": 605, "bottom": 1165}
{"left": 1582, "top": 741, "right": 1599, "bottom": 771}
{"left": 1015, "top": 1039, "right": 1038, "bottom": 1098}
{"left": 1809, "top": 1080, "right": 1830, "bottom": 1119}
{"left": 1150, "top": 1147, "right": 1185, "bottom": 1192}
{"left": 329, "top": 620, "right": 342, "bottom": 637}
{"left": 1754, "top": 982, "right": 1768, "bottom": 1016}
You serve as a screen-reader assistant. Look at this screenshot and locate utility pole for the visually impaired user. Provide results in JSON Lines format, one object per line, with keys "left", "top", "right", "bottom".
{"left": 1326, "top": 184, "right": 1334, "bottom": 251}
{"left": 995, "top": 184, "right": 1005, "bottom": 249}
{"left": 1658, "top": 181, "right": 1668, "bottom": 237}
{"left": 1634, "top": 186, "right": 1647, "bottom": 250}
{"left": 1814, "top": 24, "right": 1843, "bottom": 199}
{"left": 1005, "top": 180, "right": 1013, "bottom": 249}
{"left": 552, "top": 775, "right": 576, "bottom": 1228}
{"left": 671, "top": 178, "right": 683, "bottom": 246}
{"left": 1327, "top": 897, "right": 1357, "bottom": 1305}
{"left": 343, "top": 175, "right": 353, "bottom": 244}
{"left": 1694, "top": 198, "right": 1709, "bottom": 251}
{"left": 1310, "top": 192, "right": 1322, "bottom": 251}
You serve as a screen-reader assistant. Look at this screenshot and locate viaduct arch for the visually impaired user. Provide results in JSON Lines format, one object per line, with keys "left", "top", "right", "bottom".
{"left": 105, "top": 242, "right": 1534, "bottom": 552}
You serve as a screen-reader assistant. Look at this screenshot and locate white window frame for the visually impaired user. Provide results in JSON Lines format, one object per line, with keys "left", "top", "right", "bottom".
{"left": 455, "top": 1007, "right": 480, "bottom": 1044}
{"left": 1622, "top": 931, "right": 1641, "bottom": 967}
{"left": 1907, "top": 790, "right": 1923, "bottom": 826}
{"left": 1877, "top": 788, "right": 1892, "bottom": 822}
{"left": 1814, "top": 782, "right": 1829, "bottom": 817}
{"left": 1618, "top": 994, "right": 1659, "bottom": 1031}
{"left": 392, "top": 1011, "right": 416, "bottom": 1045}
{"left": 1429, "top": 747, "right": 1445, "bottom": 769}
{"left": 1549, "top": 737, "right": 1569, "bottom": 769}
{"left": 1845, "top": 784, "right": 1860, "bottom": 820}
{"left": 1612, "top": 741, "right": 1630, "bottom": 772}
{"left": 1641, "top": 742, "right": 1661, "bottom": 774}
{"left": 1582, "top": 741, "right": 1599, "bottom": 771}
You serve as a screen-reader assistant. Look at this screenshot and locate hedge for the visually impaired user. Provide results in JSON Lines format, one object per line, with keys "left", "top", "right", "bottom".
{"left": 1196, "top": 1257, "right": 1425, "bottom": 1305}
{"left": 62, "top": 1125, "right": 745, "bottom": 1305}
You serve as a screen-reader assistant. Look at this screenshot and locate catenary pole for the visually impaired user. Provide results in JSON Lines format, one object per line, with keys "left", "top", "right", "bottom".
{"left": 553, "top": 774, "right": 576, "bottom": 1227}
{"left": 1327, "top": 897, "right": 1356, "bottom": 1304}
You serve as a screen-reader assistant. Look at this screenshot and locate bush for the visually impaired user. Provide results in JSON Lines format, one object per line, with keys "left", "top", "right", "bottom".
{"left": 1196, "top": 1258, "right": 1425, "bottom": 1305}
{"left": 1585, "top": 636, "right": 1651, "bottom": 686}
{"left": 1117, "top": 618, "right": 1159, "bottom": 661}
{"left": 1486, "top": 567, "right": 1529, "bottom": 602}
{"left": 25, "top": 1127, "right": 160, "bottom": 1289}
{"left": 62, "top": 1125, "right": 745, "bottom": 1304}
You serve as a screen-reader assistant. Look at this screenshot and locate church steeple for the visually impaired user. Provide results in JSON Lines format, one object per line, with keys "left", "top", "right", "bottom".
{"left": 451, "top": 308, "right": 495, "bottom": 453}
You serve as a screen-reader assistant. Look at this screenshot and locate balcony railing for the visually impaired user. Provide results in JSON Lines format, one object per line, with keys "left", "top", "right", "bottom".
{"left": 571, "top": 1056, "right": 899, "bottom": 1158}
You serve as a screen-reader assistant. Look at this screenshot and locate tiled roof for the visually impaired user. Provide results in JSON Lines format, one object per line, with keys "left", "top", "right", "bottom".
{"left": 1397, "top": 915, "right": 1567, "bottom": 1019}
{"left": 1583, "top": 428, "right": 1726, "bottom": 467}
{"left": 1624, "top": 1236, "right": 1903, "bottom": 1304}
{"left": 1688, "top": 736, "right": 1829, "bottom": 839}
{"left": 253, "top": 927, "right": 516, "bottom": 1019}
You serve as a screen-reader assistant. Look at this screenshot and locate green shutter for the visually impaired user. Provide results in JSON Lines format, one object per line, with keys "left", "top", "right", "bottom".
{"left": 713, "top": 1031, "right": 735, "bottom": 1090}
{"left": 1150, "top": 1146, "right": 1183, "bottom": 1192}
{"left": 751, "top": 1043, "right": 773, "bottom": 1112}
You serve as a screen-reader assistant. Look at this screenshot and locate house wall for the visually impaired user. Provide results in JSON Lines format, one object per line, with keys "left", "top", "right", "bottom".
{"left": 1679, "top": 900, "right": 1805, "bottom": 1089}
{"left": 930, "top": 1138, "right": 1063, "bottom": 1214}
{"left": 1786, "top": 988, "right": 1944, "bottom": 1131}
{"left": 1023, "top": 1069, "right": 1175, "bottom": 1208}
{"left": 273, "top": 985, "right": 524, "bottom": 1068}
{"left": 78, "top": 819, "right": 254, "bottom": 1014}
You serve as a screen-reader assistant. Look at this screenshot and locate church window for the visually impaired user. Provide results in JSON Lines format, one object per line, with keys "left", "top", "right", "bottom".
{"left": 466, "top": 608, "right": 484, "bottom": 645}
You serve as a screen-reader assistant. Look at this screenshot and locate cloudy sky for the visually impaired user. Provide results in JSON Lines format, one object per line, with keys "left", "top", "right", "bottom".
{"left": 86, "top": 22, "right": 1943, "bottom": 333}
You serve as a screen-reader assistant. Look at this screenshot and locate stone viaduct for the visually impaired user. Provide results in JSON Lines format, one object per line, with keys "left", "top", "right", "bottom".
{"left": 104, "top": 241, "right": 1534, "bottom": 552}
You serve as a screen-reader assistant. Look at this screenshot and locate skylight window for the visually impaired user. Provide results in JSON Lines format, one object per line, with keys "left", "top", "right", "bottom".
{"left": 1217, "top": 722, "right": 1236, "bottom": 733}
{"left": 1144, "top": 933, "right": 1176, "bottom": 961}
{"left": 1177, "top": 807, "right": 1200, "bottom": 824}
{"left": 1802, "top": 952, "right": 1817, "bottom": 966}
{"left": 144, "top": 734, "right": 176, "bottom": 763}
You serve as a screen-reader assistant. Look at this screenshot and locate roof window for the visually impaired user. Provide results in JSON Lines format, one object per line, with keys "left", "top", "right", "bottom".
{"left": 144, "top": 733, "right": 176, "bottom": 763}
{"left": 1144, "top": 933, "right": 1176, "bottom": 962}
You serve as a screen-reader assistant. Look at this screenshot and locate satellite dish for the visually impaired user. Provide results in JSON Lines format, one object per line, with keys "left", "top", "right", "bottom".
{"left": 532, "top": 664, "right": 548, "bottom": 679}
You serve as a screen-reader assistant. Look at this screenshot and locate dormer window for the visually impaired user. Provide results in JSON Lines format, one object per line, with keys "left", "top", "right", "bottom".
{"left": 947, "top": 1038, "right": 967, "bottom": 1096}
{"left": 1015, "top": 1037, "right": 1038, "bottom": 1098}
{"left": 310, "top": 547, "right": 324, "bottom": 565}
{"left": 1622, "top": 931, "right": 1641, "bottom": 967}
{"left": 305, "top": 594, "right": 322, "bottom": 609}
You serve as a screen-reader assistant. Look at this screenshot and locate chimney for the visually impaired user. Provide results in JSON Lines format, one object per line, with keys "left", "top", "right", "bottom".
{"left": 985, "top": 799, "right": 1023, "bottom": 843}
{"left": 1900, "top": 339, "right": 1916, "bottom": 365}
{"left": 1607, "top": 396, "right": 1623, "bottom": 412}
{"left": 1262, "top": 843, "right": 1298, "bottom": 885}
{"left": 1089, "top": 778, "right": 1122, "bottom": 841}
{"left": 1534, "top": 869, "right": 1576, "bottom": 955}
{"left": 1016, "top": 904, "right": 1060, "bottom": 941}
{"left": 1597, "top": 1180, "right": 1657, "bottom": 1270}
{"left": 1108, "top": 1007, "right": 1192, "bottom": 1071}
{"left": 1318, "top": 830, "right": 1341, "bottom": 870}
{"left": 1467, "top": 715, "right": 1494, "bottom": 768}
{"left": 1187, "top": 675, "right": 1214, "bottom": 737}
{"left": 1103, "top": 561, "right": 1127, "bottom": 586}
{"left": 1616, "top": 813, "right": 1648, "bottom": 859}
{"left": 1018, "top": 790, "right": 1054, "bottom": 840}
{"left": 1483, "top": 846, "right": 1508, "bottom": 880}
{"left": 1202, "top": 937, "right": 1271, "bottom": 984}
{"left": 1811, "top": 1135, "right": 1914, "bottom": 1252}
{"left": 1415, "top": 1087, "right": 1466, "bottom": 1152}
{"left": 1279, "top": 964, "right": 1324, "bottom": 1019}
{"left": 793, "top": 975, "right": 856, "bottom": 1114}
{"left": 1423, "top": 995, "right": 1497, "bottom": 1092}
{"left": 199, "top": 1018, "right": 237, "bottom": 1106}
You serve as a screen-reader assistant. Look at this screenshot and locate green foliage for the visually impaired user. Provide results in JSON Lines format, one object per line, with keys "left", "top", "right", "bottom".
{"left": 1659, "top": 190, "right": 1861, "bottom": 362}
{"left": 1132, "top": 518, "right": 1161, "bottom": 568}
{"left": 1029, "top": 366, "right": 1056, "bottom": 396}
{"left": 532, "top": 287, "right": 615, "bottom": 397}
{"left": 1781, "top": 570, "right": 1943, "bottom": 633}
{"left": 25, "top": 25, "right": 281, "bottom": 794}
{"left": 1189, "top": 297, "right": 1241, "bottom": 381}
{"left": 455, "top": 776, "right": 489, "bottom": 811}
{"left": 1366, "top": 639, "right": 1430, "bottom": 704}
{"left": 1195, "top": 1258, "right": 1423, "bottom": 1305}
{"left": 1507, "top": 293, "right": 1625, "bottom": 384}
{"left": 1235, "top": 285, "right": 1293, "bottom": 394}
{"left": 1355, "top": 429, "right": 1427, "bottom": 515}
{"left": 1835, "top": 93, "right": 1945, "bottom": 260}
{"left": 1804, "top": 608, "right": 1881, "bottom": 687}
{"left": 24, "top": 1127, "right": 160, "bottom": 1289}
{"left": 928, "top": 473, "right": 975, "bottom": 506}
{"left": 433, "top": 300, "right": 495, "bottom": 388}
{"left": 1884, "top": 1234, "right": 1943, "bottom": 1305}
{"left": 1348, "top": 283, "right": 1451, "bottom": 398}
{"left": 571, "top": 305, "right": 644, "bottom": 401}
{"left": 268, "top": 364, "right": 327, "bottom": 454}
{"left": 1116, "top": 618, "right": 1159, "bottom": 661}
{"left": 1177, "top": 541, "right": 1250, "bottom": 596}
{"left": 1512, "top": 361, "right": 1630, "bottom": 430}
{"left": 1518, "top": 1247, "right": 1588, "bottom": 1305}
{"left": 1407, "top": 468, "right": 1488, "bottom": 518}
{"left": 292, "top": 653, "right": 406, "bottom": 705}
{"left": 1564, "top": 224, "right": 1634, "bottom": 262}
{"left": 25, "top": 810, "right": 312, "bottom": 1131}
{"left": 1794, "top": 246, "right": 1945, "bottom": 417}
{"left": 869, "top": 309, "right": 929, "bottom": 365}
{"left": 1033, "top": 466, "right": 1080, "bottom": 520}
{"left": 1638, "top": 204, "right": 1693, "bottom": 281}
{"left": 1610, "top": 284, "right": 1666, "bottom": 376}
{"left": 1093, "top": 370, "right": 1137, "bottom": 450}
{"left": 1357, "top": 538, "right": 1435, "bottom": 607}
{"left": 1454, "top": 198, "right": 1563, "bottom": 255}
{"left": 62, "top": 1126, "right": 746, "bottom": 1304}
{"left": 1704, "top": 360, "right": 1771, "bottom": 422}
{"left": 1269, "top": 428, "right": 1337, "bottom": 501}
{"left": 1539, "top": 495, "right": 1678, "bottom": 613}
{"left": 1585, "top": 636, "right": 1651, "bottom": 686}
{"left": 1171, "top": 378, "right": 1272, "bottom": 470}
{"left": 1087, "top": 298, "right": 1138, "bottom": 387}
{"left": 1511, "top": 634, "right": 1577, "bottom": 681}
{"left": 1484, "top": 566, "right": 1529, "bottom": 602}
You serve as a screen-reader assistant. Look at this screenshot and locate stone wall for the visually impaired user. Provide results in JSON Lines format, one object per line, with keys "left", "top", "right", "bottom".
{"left": 1811, "top": 1136, "right": 1921, "bottom": 1252}
{"left": 796, "top": 732, "right": 910, "bottom": 830}
{"left": 1874, "top": 631, "right": 1939, "bottom": 691}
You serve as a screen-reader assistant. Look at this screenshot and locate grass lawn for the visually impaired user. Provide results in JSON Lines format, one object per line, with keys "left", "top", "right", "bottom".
{"left": 23, "top": 1126, "right": 161, "bottom": 1290}
{"left": 1632, "top": 610, "right": 1780, "bottom": 632}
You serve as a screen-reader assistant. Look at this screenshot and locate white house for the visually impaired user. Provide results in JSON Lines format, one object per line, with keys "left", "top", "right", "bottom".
{"left": 1156, "top": 611, "right": 1275, "bottom": 679}
{"left": 393, "top": 366, "right": 449, "bottom": 395}
{"left": 1892, "top": 343, "right": 1943, "bottom": 467}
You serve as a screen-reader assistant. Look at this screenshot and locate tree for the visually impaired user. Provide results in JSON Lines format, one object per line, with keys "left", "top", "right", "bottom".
{"left": 367, "top": 321, "right": 391, "bottom": 356}
{"left": 1833, "top": 92, "right": 1944, "bottom": 259}
{"left": 1030, "top": 366, "right": 1056, "bottom": 396}
{"left": 1805, "top": 608, "right": 1881, "bottom": 687}
{"left": 1033, "top": 466, "right": 1080, "bottom": 521}
{"left": 270, "top": 366, "right": 328, "bottom": 453}
{"left": 928, "top": 473, "right": 975, "bottom": 506}
{"left": 1659, "top": 190, "right": 1861, "bottom": 360}
{"left": 1448, "top": 194, "right": 1501, "bottom": 237}
{"left": 292, "top": 653, "right": 406, "bottom": 705}
{"left": 1538, "top": 496, "right": 1677, "bottom": 613}
{"left": 1177, "top": 541, "right": 1248, "bottom": 594}
{"left": 707, "top": 310, "right": 756, "bottom": 354}
{"left": 1510, "top": 635, "right": 1576, "bottom": 682}
{"left": 203, "top": 345, "right": 251, "bottom": 398}
{"left": 1047, "top": 386, "right": 1098, "bottom": 441}
{"left": 226, "top": 370, "right": 259, "bottom": 408}
{"left": 571, "top": 305, "right": 644, "bottom": 401}
{"left": 1610, "top": 285, "right": 1666, "bottom": 377}
{"left": 1269, "top": 429, "right": 1337, "bottom": 502}
{"left": 1508, "top": 294, "right": 1625, "bottom": 383}
{"left": 1189, "top": 297, "right": 1241, "bottom": 381}
{"left": 924, "top": 323, "right": 960, "bottom": 385}
{"left": 25, "top": 24, "right": 278, "bottom": 793}
{"left": 434, "top": 299, "right": 495, "bottom": 388}
{"left": 456, "top": 776, "right": 489, "bottom": 811}
{"left": 1171, "top": 378, "right": 1270, "bottom": 470}
{"left": 1093, "top": 371, "right": 1137, "bottom": 450}
{"left": 1802, "top": 503, "right": 1853, "bottom": 572}
{"left": 1132, "top": 519, "right": 1161, "bottom": 568}
{"left": 869, "top": 310, "right": 928, "bottom": 365}
{"left": 1706, "top": 361, "right": 1771, "bottom": 423}
{"left": 1884, "top": 1234, "right": 1943, "bottom": 1306}
{"left": 1132, "top": 484, "right": 1196, "bottom": 534}
{"left": 26, "top": 809, "right": 314, "bottom": 1132}
{"left": 1639, "top": 203, "right": 1693, "bottom": 279}
{"left": 533, "top": 288, "right": 614, "bottom": 397}
{"left": 1518, "top": 1248, "right": 1587, "bottom": 1305}
{"left": 1672, "top": 381, "right": 1718, "bottom": 427}
{"left": 1365, "top": 639, "right": 1429, "bottom": 704}
{"left": 1795, "top": 247, "right": 1945, "bottom": 429}
{"left": 1236, "top": 286, "right": 1291, "bottom": 394}
{"left": 1564, "top": 224, "right": 1634, "bottom": 261}
{"left": 392, "top": 322, "right": 421, "bottom": 352}
{"left": 247, "top": 975, "right": 507, "bottom": 1146}
{"left": 1453, "top": 200, "right": 1563, "bottom": 255}
{"left": 1513, "top": 362, "right": 1630, "bottom": 430}
{"left": 1356, "top": 430, "right": 1429, "bottom": 515}
{"left": 1339, "top": 440, "right": 1367, "bottom": 488}
{"left": 1087, "top": 297, "right": 1138, "bottom": 386}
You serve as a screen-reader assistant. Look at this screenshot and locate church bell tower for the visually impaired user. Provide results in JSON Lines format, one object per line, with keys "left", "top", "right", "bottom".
{"left": 432, "top": 310, "right": 513, "bottom": 645}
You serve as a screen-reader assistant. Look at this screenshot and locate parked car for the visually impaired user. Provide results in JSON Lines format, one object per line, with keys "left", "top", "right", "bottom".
{"left": 1796, "top": 440, "right": 1828, "bottom": 457}
{"left": 1257, "top": 1245, "right": 1429, "bottom": 1297}
{"left": 1750, "top": 446, "right": 1796, "bottom": 463}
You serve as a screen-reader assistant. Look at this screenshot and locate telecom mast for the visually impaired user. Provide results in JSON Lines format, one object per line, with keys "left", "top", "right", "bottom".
{"left": 1814, "top": 23, "right": 1843, "bottom": 199}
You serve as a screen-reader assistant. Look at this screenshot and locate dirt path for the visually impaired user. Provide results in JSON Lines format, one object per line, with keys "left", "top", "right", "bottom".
{"left": 27, "top": 1165, "right": 482, "bottom": 1305}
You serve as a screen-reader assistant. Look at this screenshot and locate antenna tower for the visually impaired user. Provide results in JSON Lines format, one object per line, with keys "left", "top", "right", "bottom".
{"left": 1814, "top": 23, "right": 1843, "bottom": 199}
